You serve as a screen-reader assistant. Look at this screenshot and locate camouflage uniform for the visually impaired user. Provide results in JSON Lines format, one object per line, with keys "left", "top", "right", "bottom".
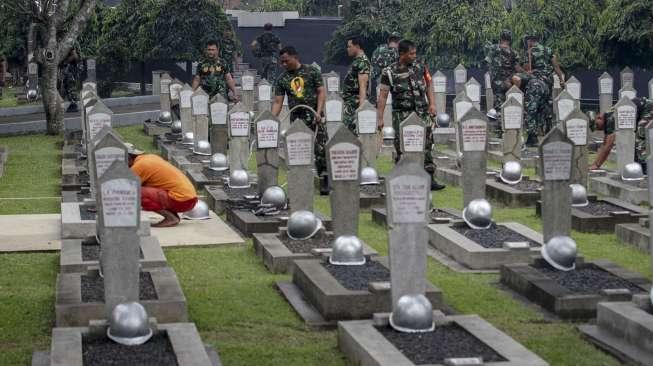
{"left": 60, "top": 61, "right": 79, "bottom": 104}
{"left": 254, "top": 32, "right": 281, "bottom": 82}
{"left": 524, "top": 43, "right": 555, "bottom": 136}
{"left": 485, "top": 42, "right": 521, "bottom": 110}
{"left": 604, "top": 97, "right": 653, "bottom": 167}
{"left": 342, "top": 53, "right": 371, "bottom": 133}
{"left": 275, "top": 64, "right": 327, "bottom": 175}
{"left": 220, "top": 33, "right": 237, "bottom": 73}
{"left": 370, "top": 44, "right": 398, "bottom": 103}
{"left": 196, "top": 56, "right": 229, "bottom": 99}
{"left": 379, "top": 61, "right": 435, "bottom": 174}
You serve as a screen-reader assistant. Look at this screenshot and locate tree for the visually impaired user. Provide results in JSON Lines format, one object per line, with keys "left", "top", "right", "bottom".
{"left": 598, "top": 0, "right": 653, "bottom": 68}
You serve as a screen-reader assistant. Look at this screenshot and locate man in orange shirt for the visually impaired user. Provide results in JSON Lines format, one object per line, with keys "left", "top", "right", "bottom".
{"left": 126, "top": 144, "right": 198, "bottom": 227}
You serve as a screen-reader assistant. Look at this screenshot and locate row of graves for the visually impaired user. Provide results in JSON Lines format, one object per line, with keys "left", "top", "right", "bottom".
{"left": 34, "top": 83, "right": 221, "bottom": 365}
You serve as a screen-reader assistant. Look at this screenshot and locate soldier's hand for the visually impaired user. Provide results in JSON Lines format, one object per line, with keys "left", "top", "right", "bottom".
{"left": 231, "top": 94, "right": 241, "bottom": 103}
{"left": 428, "top": 104, "right": 437, "bottom": 117}
{"left": 377, "top": 116, "right": 384, "bottom": 131}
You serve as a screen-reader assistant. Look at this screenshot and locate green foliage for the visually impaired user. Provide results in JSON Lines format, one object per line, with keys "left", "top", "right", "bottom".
{"left": 0, "top": 3, "right": 30, "bottom": 63}
{"left": 598, "top": 0, "right": 653, "bottom": 67}
{"left": 246, "top": 0, "right": 305, "bottom": 12}
{"left": 77, "top": 2, "right": 111, "bottom": 58}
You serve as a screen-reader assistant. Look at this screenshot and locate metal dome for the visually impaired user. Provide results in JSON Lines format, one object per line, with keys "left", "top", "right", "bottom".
{"left": 287, "top": 210, "right": 322, "bottom": 240}
{"left": 499, "top": 161, "right": 523, "bottom": 185}
{"left": 541, "top": 235, "right": 577, "bottom": 271}
{"left": 329, "top": 235, "right": 366, "bottom": 265}
{"left": 107, "top": 302, "right": 153, "bottom": 346}
{"left": 180, "top": 200, "right": 210, "bottom": 220}
{"left": 389, "top": 294, "right": 435, "bottom": 333}
{"left": 462, "top": 199, "right": 493, "bottom": 230}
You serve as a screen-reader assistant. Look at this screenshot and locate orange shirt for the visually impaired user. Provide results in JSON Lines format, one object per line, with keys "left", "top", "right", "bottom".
{"left": 130, "top": 154, "right": 197, "bottom": 202}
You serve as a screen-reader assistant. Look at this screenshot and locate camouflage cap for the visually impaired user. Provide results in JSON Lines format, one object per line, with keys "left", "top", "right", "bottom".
{"left": 500, "top": 29, "right": 512, "bottom": 42}
{"left": 389, "top": 32, "right": 402, "bottom": 40}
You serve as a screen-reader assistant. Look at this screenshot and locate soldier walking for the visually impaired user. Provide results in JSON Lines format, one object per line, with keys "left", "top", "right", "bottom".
{"left": 370, "top": 32, "right": 400, "bottom": 104}
{"left": 192, "top": 40, "right": 239, "bottom": 100}
{"left": 485, "top": 30, "right": 523, "bottom": 112}
{"left": 59, "top": 49, "right": 80, "bottom": 113}
{"left": 376, "top": 39, "right": 445, "bottom": 191}
{"left": 342, "top": 36, "right": 371, "bottom": 134}
{"left": 251, "top": 23, "right": 282, "bottom": 82}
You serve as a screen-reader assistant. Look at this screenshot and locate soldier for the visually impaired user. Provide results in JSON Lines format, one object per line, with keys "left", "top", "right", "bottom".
{"left": 59, "top": 49, "right": 80, "bottom": 113}
{"left": 342, "top": 36, "right": 371, "bottom": 134}
{"left": 251, "top": 23, "right": 282, "bottom": 82}
{"left": 589, "top": 97, "right": 653, "bottom": 171}
{"left": 192, "top": 40, "right": 239, "bottom": 100}
{"left": 370, "top": 32, "right": 400, "bottom": 103}
{"left": 376, "top": 39, "right": 445, "bottom": 191}
{"left": 271, "top": 46, "right": 329, "bottom": 193}
{"left": 485, "top": 30, "right": 523, "bottom": 111}
{"left": 220, "top": 29, "right": 238, "bottom": 74}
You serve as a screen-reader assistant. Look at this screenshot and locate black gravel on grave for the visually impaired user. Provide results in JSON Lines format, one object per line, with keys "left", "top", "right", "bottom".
{"left": 575, "top": 201, "right": 634, "bottom": 216}
{"left": 498, "top": 178, "right": 540, "bottom": 192}
{"left": 76, "top": 191, "right": 91, "bottom": 202}
{"left": 202, "top": 167, "right": 228, "bottom": 181}
{"left": 81, "top": 243, "right": 144, "bottom": 261}
{"left": 79, "top": 204, "right": 97, "bottom": 221}
{"left": 222, "top": 184, "right": 258, "bottom": 199}
{"left": 163, "top": 132, "right": 181, "bottom": 141}
{"left": 430, "top": 209, "right": 458, "bottom": 220}
{"left": 322, "top": 260, "right": 389, "bottom": 291}
{"left": 376, "top": 323, "right": 507, "bottom": 365}
{"left": 279, "top": 230, "right": 334, "bottom": 253}
{"left": 82, "top": 332, "right": 178, "bottom": 366}
{"left": 533, "top": 262, "right": 645, "bottom": 295}
{"left": 81, "top": 272, "right": 158, "bottom": 303}
{"left": 187, "top": 154, "right": 211, "bottom": 163}
{"left": 360, "top": 184, "right": 385, "bottom": 196}
{"left": 452, "top": 223, "right": 538, "bottom": 249}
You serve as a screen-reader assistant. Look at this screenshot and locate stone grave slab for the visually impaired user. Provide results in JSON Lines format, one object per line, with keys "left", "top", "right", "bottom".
{"left": 145, "top": 210, "right": 244, "bottom": 247}
{"left": 359, "top": 180, "right": 386, "bottom": 209}
{"left": 486, "top": 176, "right": 542, "bottom": 207}
{"left": 428, "top": 221, "right": 543, "bottom": 271}
{"left": 338, "top": 312, "right": 548, "bottom": 366}
{"left": 158, "top": 140, "right": 193, "bottom": 161}
{"left": 60, "top": 202, "right": 150, "bottom": 239}
{"left": 60, "top": 235, "right": 167, "bottom": 273}
{"left": 204, "top": 181, "right": 260, "bottom": 215}
{"left": 434, "top": 167, "right": 498, "bottom": 187}
{"left": 0, "top": 214, "right": 62, "bottom": 252}
{"left": 252, "top": 227, "right": 377, "bottom": 274}
{"left": 371, "top": 207, "right": 462, "bottom": 228}
{"left": 186, "top": 168, "right": 229, "bottom": 191}
{"left": 143, "top": 120, "right": 171, "bottom": 136}
{"left": 227, "top": 207, "right": 332, "bottom": 238}
{"left": 278, "top": 256, "right": 443, "bottom": 329}
{"left": 615, "top": 218, "right": 651, "bottom": 253}
{"left": 55, "top": 267, "right": 187, "bottom": 327}
{"left": 170, "top": 153, "right": 210, "bottom": 171}
{"left": 500, "top": 257, "right": 650, "bottom": 320}
{"left": 589, "top": 172, "right": 648, "bottom": 205}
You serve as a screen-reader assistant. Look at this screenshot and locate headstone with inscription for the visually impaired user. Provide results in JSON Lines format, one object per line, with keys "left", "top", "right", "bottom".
{"left": 191, "top": 87, "right": 210, "bottom": 154}
{"left": 565, "top": 76, "right": 581, "bottom": 100}
{"left": 179, "top": 84, "right": 194, "bottom": 136}
{"left": 619, "top": 84, "right": 637, "bottom": 100}
{"left": 27, "top": 51, "right": 38, "bottom": 96}
{"left": 505, "top": 85, "right": 524, "bottom": 106}
{"left": 90, "top": 126, "right": 128, "bottom": 201}
{"left": 453, "top": 92, "right": 474, "bottom": 156}
{"left": 598, "top": 72, "right": 614, "bottom": 114}
{"left": 539, "top": 128, "right": 574, "bottom": 242}
{"left": 170, "top": 79, "right": 183, "bottom": 108}
{"left": 86, "top": 58, "right": 96, "bottom": 82}
{"left": 241, "top": 70, "right": 255, "bottom": 111}
{"left": 459, "top": 108, "right": 488, "bottom": 206}
{"left": 87, "top": 101, "right": 113, "bottom": 147}
{"left": 465, "top": 77, "right": 482, "bottom": 110}
{"left": 620, "top": 66, "right": 634, "bottom": 88}
{"left": 484, "top": 72, "right": 494, "bottom": 112}
{"left": 325, "top": 92, "right": 344, "bottom": 139}
{"left": 284, "top": 120, "right": 315, "bottom": 212}
{"left": 399, "top": 113, "right": 426, "bottom": 167}
{"left": 614, "top": 96, "right": 638, "bottom": 176}
{"left": 552, "top": 74, "right": 562, "bottom": 100}
{"left": 432, "top": 71, "right": 447, "bottom": 115}
{"left": 454, "top": 64, "right": 467, "bottom": 94}
{"left": 209, "top": 94, "right": 229, "bottom": 154}
{"left": 326, "top": 128, "right": 362, "bottom": 237}
{"left": 356, "top": 100, "right": 378, "bottom": 168}
{"left": 554, "top": 90, "right": 579, "bottom": 124}
{"left": 257, "top": 79, "right": 272, "bottom": 112}
{"left": 255, "top": 111, "right": 281, "bottom": 195}
{"left": 159, "top": 73, "right": 172, "bottom": 116}
{"left": 228, "top": 103, "right": 251, "bottom": 171}
{"left": 323, "top": 71, "right": 340, "bottom": 94}
{"left": 563, "top": 110, "right": 589, "bottom": 186}
{"left": 501, "top": 97, "right": 523, "bottom": 162}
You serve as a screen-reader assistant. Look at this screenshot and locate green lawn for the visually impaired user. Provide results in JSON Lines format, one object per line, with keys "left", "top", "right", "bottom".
{"left": 0, "top": 127, "right": 650, "bottom": 365}
{"left": 0, "top": 87, "right": 19, "bottom": 108}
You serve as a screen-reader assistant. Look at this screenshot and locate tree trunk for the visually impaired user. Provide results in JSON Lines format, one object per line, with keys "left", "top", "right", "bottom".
{"left": 43, "top": 59, "right": 63, "bottom": 135}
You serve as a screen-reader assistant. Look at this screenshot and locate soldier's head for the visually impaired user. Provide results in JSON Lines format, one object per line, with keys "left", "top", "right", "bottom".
{"left": 264, "top": 23, "right": 273, "bottom": 31}
{"left": 388, "top": 32, "right": 401, "bottom": 49}
{"left": 279, "top": 46, "right": 300, "bottom": 71}
{"left": 346, "top": 36, "right": 363, "bottom": 57}
{"left": 500, "top": 29, "right": 512, "bottom": 44}
{"left": 205, "top": 40, "right": 219, "bottom": 59}
{"left": 524, "top": 34, "right": 539, "bottom": 49}
{"left": 593, "top": 112, "right": 607, "bottom": 132}
{"left": 398, "top": 40, "right": 417, "bottom": 65}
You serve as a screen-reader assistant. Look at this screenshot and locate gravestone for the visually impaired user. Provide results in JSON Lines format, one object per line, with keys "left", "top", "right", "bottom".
{"left": 27, "top": 61, "right": 38, "bottom": 96}
{"left": 399, "top": 113, "right": 426, "bottom": 167}
{"left": 619, "top": 84, "right": 637, "bottom": 100}
{"left": 228, "top": 103, "right": 251, "bottom": 171}
{"left": 501, "top": 97, "right": 523, "bottom": 162}
{"left": 539, "top": 128, "right": 574, "bottom": 242}
{"left": 87, "top": 101, "right": 113, "bottom": 153}
{"left": 563, "top": 110, "right": 589, "bottom": 186}
{"left": 325, "top": 92, "right": 344, "bottom": 139}
{"left": 465, "top": 77, "right": 482, "bottom": 110}
{"left": 356, "top": 100, "right": 378, "bottom": 168}
{"left": 565, "top": 76, "right": 581, "bottom": 100}
{"left": 179, "top": 84, "right": 194, "bottom": 136}
{"left": 96, "top": 160, "right": 141, "bottom": 318}
{"left": 151, "top": 70, "right": 164, "bottom": 97}
{"left": 432, "top": 71, "right": 447, "bottom": 114}
{"left": 209, "top": 94, "right": 229, "bottom": 154}
{"left": 257, "top": 79, "right": 272, "bottom": 112}
{"left": 452, "top": 92, "right": 474, "bottom": 157}
{"left": 284, "top": 120, "right": 315, "bottom": 212}
{"left": 552, "top": 74, "right": 562, "bottom": 99}
{"left": 255, "top": 111, "right": 281, "bottom": 195}
{"left": 90, "top": 127, "right": 128, "bottom": 204}
{"left": 454, "top": 64, "right": 467, "bottom": 94}
{"left": 484, "top": 72, "right": 494, "bottom": 112}
{"left": 385, "top": 158, "right": 431, "bottom": 311}
{"left": 554, "top": 90, "right": 579, "bottom": 124}
{"left": 614, "top": 96, "right": 638, "bottom": 175}
{"left": 505, "top": 85, "right": 524, "bottom": 106}
{"left": 159, "top": 73, "right": 172, "bottom": 115}
{"left": 191, "top": 87, "right": 209, "bottom": 153}
{"left": 598, "top": 72, "right": 614, "bottom": 114}
{"left": 241, "top": 70, "right": 255, "bottom": 111}
{"left": 621, "top": 66, "right": 634, "bottom": 88}
{"left": 326, "top": 127, "right": 362, "bottom": 237}
{"left": 324, "top": 71, "right": 340, "bottom": 94}
{"left": 647, "top": 122, "right": 653, "bottom": 273}
{"left": 170, "top": 79, "right": 183, "bottom": 107}
{"left": 86, "top": 58, "right": 96, "bottom": 82}
{"left": 459, "top": 108, "right": 488, "bottom": 207}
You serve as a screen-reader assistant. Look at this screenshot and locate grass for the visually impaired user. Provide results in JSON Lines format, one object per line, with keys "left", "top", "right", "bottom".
{"left": 0, "top": 87, "right": 18, "bottom": 108}
{"left": 0, "top": 127, "right": 650, "bottom": 365}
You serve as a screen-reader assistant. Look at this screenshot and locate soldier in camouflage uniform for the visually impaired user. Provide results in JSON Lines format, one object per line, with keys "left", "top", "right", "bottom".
{"left": 271, "top": 46, "right": 329, "bottom": 193}
{"left": 376, "top": 40, "right": 445, "bottom": 191}
{"left": 220, "top": 29, "right": 237, "bottom": 74}
{"left": 251, "top": 23, "right": 282, "bottom": 82}
{"left": 59, "top": 49, "right": 80, "bottom": 113}
{"left": 342, "top": 36, "right": 371, "bottom": 134}
{"left": 485, "top": 30, "right": 523, "bottom": 111}
{"left": 370, "top": 32, "right": 400, "bottom": 104}
{"left": 589, "top": 97, "right": 653, "bottom": 171}
{"left": 192, "top": 40, "right": 238, "bottom": 100}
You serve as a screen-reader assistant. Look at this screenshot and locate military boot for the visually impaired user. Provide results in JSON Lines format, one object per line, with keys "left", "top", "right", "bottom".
{"left": 429, "top": 172, "right": 445, "bottom": 191}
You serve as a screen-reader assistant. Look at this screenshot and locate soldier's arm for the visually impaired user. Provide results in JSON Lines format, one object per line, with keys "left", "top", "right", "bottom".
{"left": 552, "top": 54, "right": 565, "bottom": 86}
{"left": 377, "top": 87, "right": 389, "bottom": 129}
{"left": 316, "top": 86, "right": 326, "bottom": 118}
{"left": 271, "top": 95, "right": 284, "bottom": 116}
{"left": 191, "top": 75, "right": 200, "bottom": 90}
{"left": 591, "top": 133, "right": 615, "bottom": 169}
{"left": 225, "top": 73, "right": 239, "bottom": 101}
{"left": 358, "top": 73, "right": 369, "bottom": 107}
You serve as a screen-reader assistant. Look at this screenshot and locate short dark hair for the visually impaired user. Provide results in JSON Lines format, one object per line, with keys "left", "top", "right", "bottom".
{"left": 347, "top": 36, "right": 363, "bottom": 48}
{"left": 264, "top": 23, "right": 273, "bottom": 31}
{"left": 279, "top": 46, "right": 298, "bottom": 57}
{"left": 398, "top": 40, "right": 416, "bottom": 55}
{"left": 206, "top": 40, "right": 219, "bottom": 48}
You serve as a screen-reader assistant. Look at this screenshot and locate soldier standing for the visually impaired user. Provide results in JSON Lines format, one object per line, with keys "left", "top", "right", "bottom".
{"left": 251, "top": 23, "right": 282, "bottom": 82}
{"left": 376, "top": 39, "right": 445, "bottom": 191}
{"left": 271, "top": 46, "right": 329, "bottom": 193}
{"left": 59, "top": 49, "right": 80, "bottom": 113}
{"left": 192, "top": 40, "right": 239, "bottom": 100}
{"left": 342, "top": 36, "right": 371, "bottom": 134}
{"left": 485, "top": 30, "right": 523, "bottom": 111}
{"left": 370, "top": 32, "right": 400, "bottom": 103}
{"left": 221, "top": 29, "right": 238, "bottom": 74}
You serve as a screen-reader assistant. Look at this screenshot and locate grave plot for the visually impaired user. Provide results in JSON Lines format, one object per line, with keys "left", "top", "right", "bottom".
{"left": 204, "top": 181, "right": 259, "bottom": 215}
{"left": 170, "top": 152, "right": 210, "bottom": 171}
{"left": 486, "top": 175, "right": 541, "bottom": 207}
{"left": 143, "top": 119, "right": 171, "bottom": 136}
{"left": 153, "top": 130, "right": 182, "bottom": 150}
{"left": 589, "top": 171, "right": 648, "bottom": 205}
{"left": 61, "top": 201, "right": 151, "bottom": 239}
{"left": 158, "top": 139, "right": 194, "bottom": 161}
{"left": 488, "top": 147, "right": 540, "bottom": 169}
{"left": 615, "top": 218, "right": 651, "bottom": 253}
{"left": 371, "top": 207, "right": 461, "bottom": 227}
{"left": 187, "top": 167, "right": 230, "bottom": 191}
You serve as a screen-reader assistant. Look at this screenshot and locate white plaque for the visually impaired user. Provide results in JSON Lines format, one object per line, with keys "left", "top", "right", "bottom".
{"left": 566, "top": 119, "right": 588, "bottom": 146}
{"left": 327, "top": 77, "right": 339, "bottom": 92}
{"left": 180, "top": 90, "right": 192, "bottom": 108}
{"left": 88, "top": 113, "right": 112, "bottom": 140}
{"left": 329, "top": 142, "right": 360, "bottom": 181}
{"left": 402, "top": 125, "right": 425, "bottom": 152}
{"left": 386, "top": 92, "right": 392, "bottom": 105}
{"left": 326, "top": 100, "right": 343, "bottom": 122}
{"left": 192, "top": 95, "right": 209, "bottom": 115}
{"left": 600, "top": 78, "right": 613, "bottom": 94}
{"left": 542, "top": 141, "right": 572, "bottom": 180}
{"left": 357, "top": 110, "right": 377, "bottom": 134}
{"left": 433, "top": 77, "right": 446, "bottom": 93}
{"left": 258, "top": 85, "right": 271, "bottom": 101}
{"left": 557, "top": 99, "right": 575, "bottom": 121}
{"left": 82, "top": 90, "right": 93, "bottom": 99}
{"left": 617, "top": 105, "right": 636, "bottom": 129}
{"left": 95, "top": 147, "right": 125, "bottom": 178}
{"left": 507, "top": 92, "right": 523, "bottom": 105}
{"left": 101, "top": 178, "right": 139, "bottom": 227}
{"left": 286, "top": 132, "right": 313, "bottom": 165}
{"left": 466, "top": 85, "right": 481, "bottom": 102}
{"left": 621, "top": 90, "right": 636, "bottom": 100}
{"left": 389, "top": 175, "right": 429, "bottom": 224}
{"left": 622, "top": 73, "right": 634, "bottom": 86}
{"left": 256, "top": 119, "right": 279, "bottom": 148}
{"left": 454, "top": 69, "right": 466, "bottom": 83}
{"left": 462, "top": 119, "right": 487, "bottom": 151}
{"left": 87, "top": 59, "right": 96, "bottom": 70}
{"left": 160, "top": 79, "right": 171, "bottom": 94}
{"left": 28, "top": 63, "right": 37, "bottom": 75}
{"left": 566, "top": 83, "right": 580, "bottom": 99}
{"left": 170, "top": 84, "right": 182, "bottom": 100}
{"left": 553, "top": 74, "right": 561, "bottom": 89}
{"left": 210, "top": 103, "right": 227, "bottom": 125}
{"left": 229, "top": 112, "right": 250, "bottom": 137}
{"left": 503, "top": 106, "right": 523, "bottom": 130}
{"left": 242, "top": 75, "right": 255, "bottom": 91}
{"left": 484, "top": 73, "right": 491, "bottom": 89}
{"left": 455, "top": 101, "right": 473, "bottom": 121}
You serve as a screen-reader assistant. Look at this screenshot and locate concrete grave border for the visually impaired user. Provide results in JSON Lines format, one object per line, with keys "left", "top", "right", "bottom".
{"left": 615, "top": 218, "right": 650, "bottom": 253}
{"left": 589, "top": 172, "right": 648, "bottom": 205}
{"left": 60, "top": 202, "right": 150, "bottom": 239}
{"left": 371, "top": 207, "right": 462, "bottom": 228}
{"left": 485, "top": 176, "right": 541, "bottom": 208}
{"left": 227, "top": 209, "right": 332, "bottom": 238}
